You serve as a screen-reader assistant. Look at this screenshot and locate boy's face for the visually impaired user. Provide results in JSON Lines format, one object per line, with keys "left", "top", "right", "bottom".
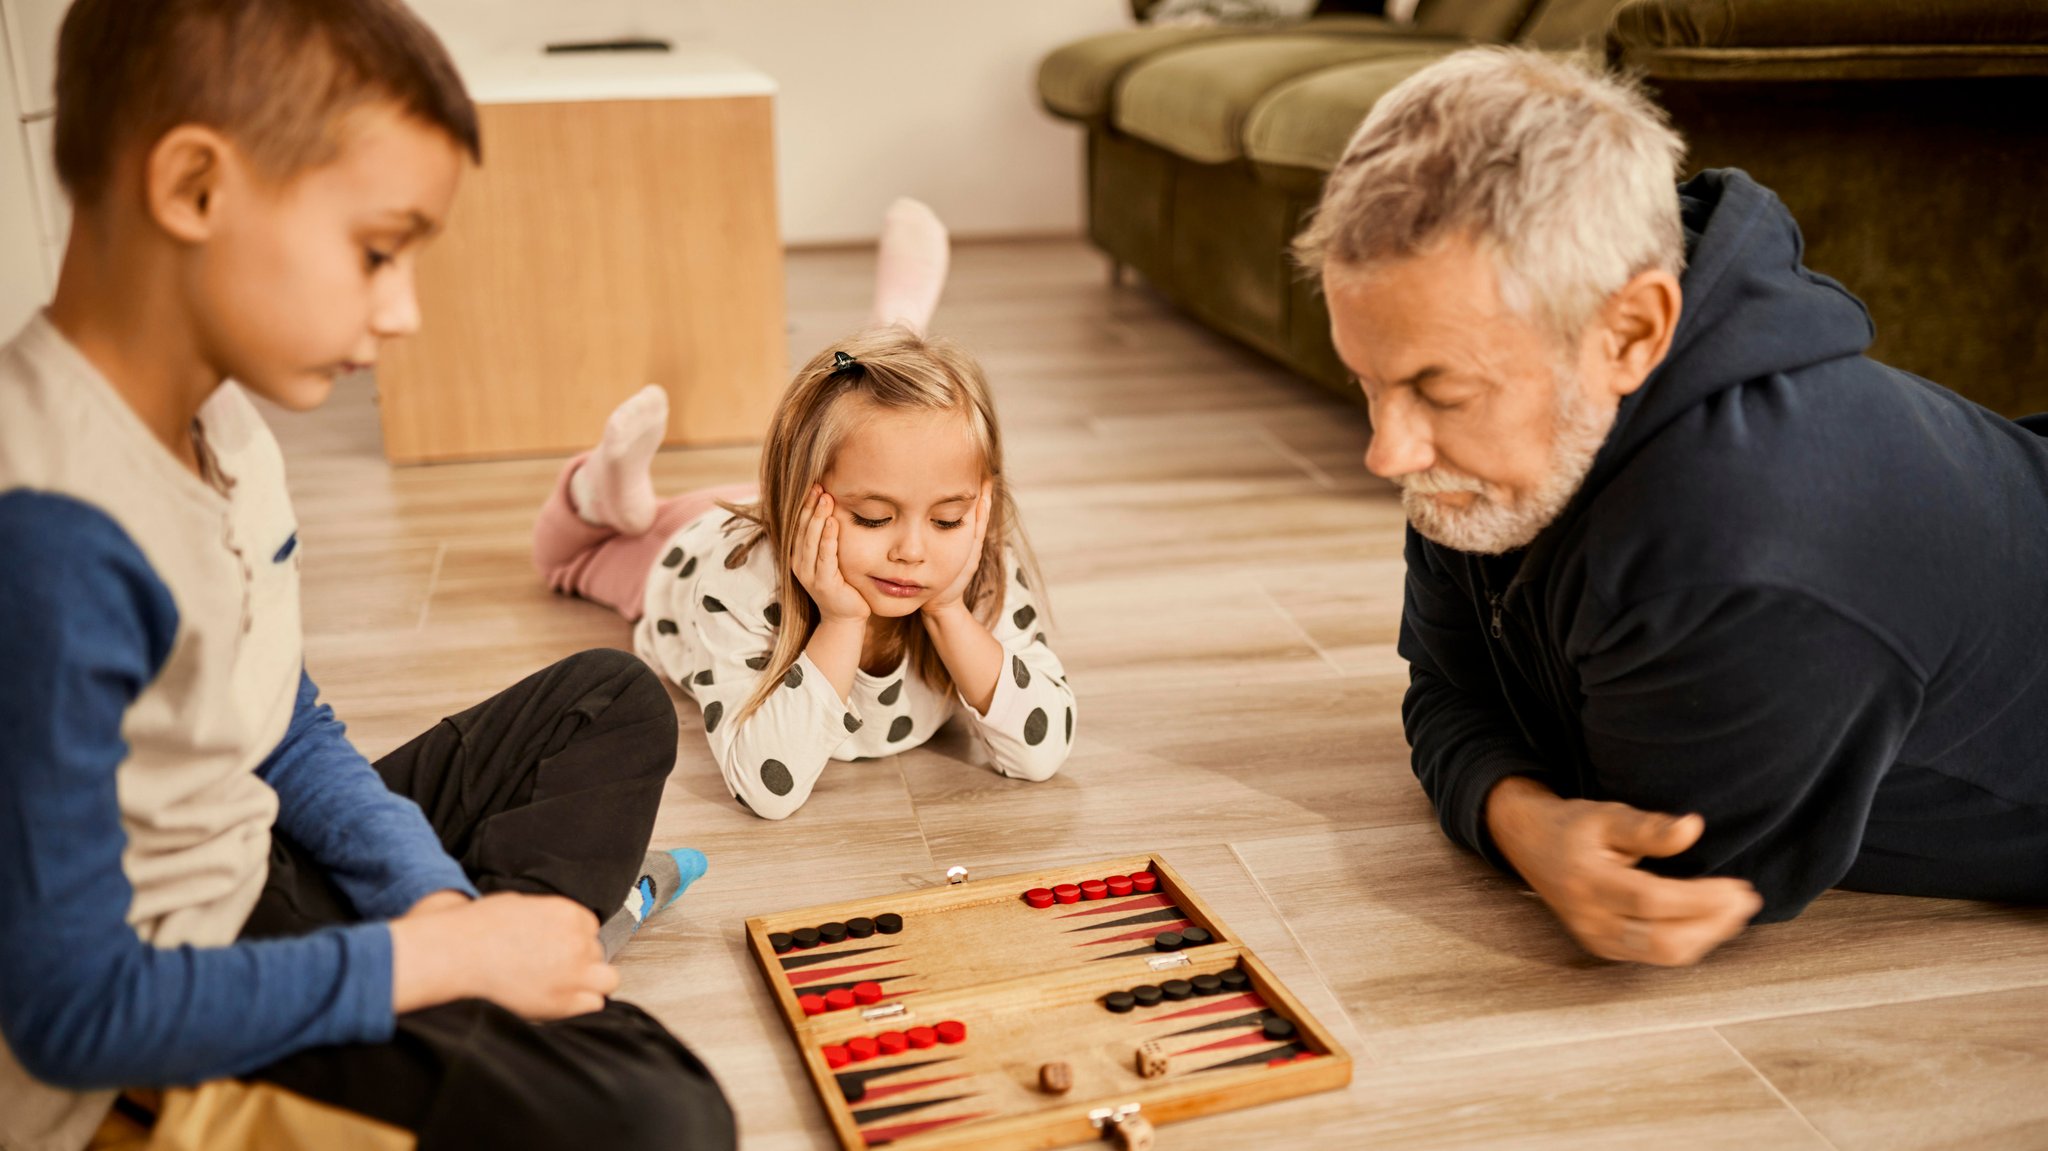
{"left": 190, "top": 103, "right": 464, "bottom": 411}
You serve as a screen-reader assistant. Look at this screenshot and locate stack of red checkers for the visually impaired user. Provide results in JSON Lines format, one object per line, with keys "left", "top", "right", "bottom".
{"left": 798, "top": 994, "right": 827, "bottom": 1016}
{"left": 1022, "top": 887, "right": 1056, "bottom": 908}
{"left": 847, "top": 1036, "right": 881, "bottom": 1062}
{"left": 1052, "top": 883, "right": 1082, "bottom": 904}
{"left": 877, "top": 1031, "right": 910, "bottom": 1055}
{"left": 823, "top": 988, "right": 856, "bottom": 1011}
{"left": 1105, "top": 875, "right": 1134, "bottom": 896}
{"left": 906, "top": 1026, "right": 938, "bottom": 1049}
{"left": 1079, "top": 879, "right": 1109, "bottom": 900}
{"left": 935, "top": 1020, "right": 967, "bottom": 1044}
{"left": 821, "top": 1044, "right": 851, "bottom": 1068}
{"left": 852, "top": 981, "right": 885, "bottom": 1005}
{"left": 1132, "top": 871, "right": 1159, "bottom": 893}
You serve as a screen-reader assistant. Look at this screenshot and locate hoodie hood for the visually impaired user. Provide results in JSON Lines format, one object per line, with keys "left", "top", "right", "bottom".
{"left": 1585, "top": 169, "right": 1877, "bottom": 493}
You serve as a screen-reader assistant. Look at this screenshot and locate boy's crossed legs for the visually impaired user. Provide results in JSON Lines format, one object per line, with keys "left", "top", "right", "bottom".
{"left": 137, "top": 650, "right": 736, "bottom": 1151}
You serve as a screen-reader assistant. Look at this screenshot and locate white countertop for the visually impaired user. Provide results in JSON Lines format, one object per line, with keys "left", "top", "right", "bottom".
{"left": 454, "top": 43, "right": 776, "bottom": 106}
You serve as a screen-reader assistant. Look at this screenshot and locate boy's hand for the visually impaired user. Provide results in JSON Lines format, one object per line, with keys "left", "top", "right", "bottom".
{"left": 925, "top": 481, "right": 993, "bottom": 616}
{"left": 400, "top": 890, "right": 472, "bottom": 918}
{"left": 1484, "top": 776, "right": 1763, "bottom": 966}
{"left": 793, "top": 487, "right": 870, "bottom": 623}
{"left": 391, "top": 892, "right": 617, "bottom": 1019}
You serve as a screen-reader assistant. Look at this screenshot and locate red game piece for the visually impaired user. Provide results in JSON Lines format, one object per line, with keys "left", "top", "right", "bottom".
{"left": 1052, "top": 883, "right": 1081, "bottom": 904}
{"left": 822, "top": 1044, "right": 851, "bottom": 1068}
{"left": 935, "top": 1020, "right": 967, "bottom": 1045}
{"left": 824, "top": 988, "right": 855, "bottom": 1011}
{"left": 1132, "top": 872, "right": 1158, "bottom": 893}
{"left": 1105, "top": 874, "right": 1134, "bottom": 896}
{"left": 847, "top": 1036, "right": 879, "bottom": 1062}
{"left": 852, "top": 981, "right": 885, "bottom": 1005}
{"left": 1023, "top": 887, "right": 1056, "bottom": 908}
{"left": 1080, "top": 879, "right": 1109, "bottom": 900}
{"left": 907, "top": 1026, "right": 938, "bottom": 1049}
{"left": 798, "top": 994, "right": 827, "bottom": 1016}
{"left": 878, "top": 1031, "right": 910, "bottom": 1055}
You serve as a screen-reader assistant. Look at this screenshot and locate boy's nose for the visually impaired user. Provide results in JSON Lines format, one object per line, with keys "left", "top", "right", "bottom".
{"left": 370, "top": 271, "right": 423, "bottom": 339}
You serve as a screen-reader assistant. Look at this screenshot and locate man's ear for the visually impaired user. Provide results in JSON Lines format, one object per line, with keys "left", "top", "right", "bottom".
{"left": 144, "top": 125, "right": 235, "bottom": 244}
{"left": 1595, "top": 268, "right": 1682, "bottom": 399}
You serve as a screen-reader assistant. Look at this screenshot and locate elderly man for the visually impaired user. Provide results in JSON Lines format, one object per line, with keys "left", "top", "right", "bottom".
{"left": 1296, "top": 49, "right": 2048, "bottom": 966}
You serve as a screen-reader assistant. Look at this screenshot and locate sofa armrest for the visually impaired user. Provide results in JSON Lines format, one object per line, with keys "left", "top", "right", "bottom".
{"left": 1611, "top": 0, "right": 2048, "bottom": 81}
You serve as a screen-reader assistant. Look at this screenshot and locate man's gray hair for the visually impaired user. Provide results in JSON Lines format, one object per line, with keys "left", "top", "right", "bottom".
{"left": 1294, "top": 48, "right": 1686, "bottom": 338}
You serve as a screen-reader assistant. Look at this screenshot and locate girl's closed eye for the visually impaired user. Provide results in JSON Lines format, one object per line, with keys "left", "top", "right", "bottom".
{"left": 850, "top": 512, "right": 891, "bottom": 528}
{"left": 933, "top": 518, "right": 964, "bottom": 530}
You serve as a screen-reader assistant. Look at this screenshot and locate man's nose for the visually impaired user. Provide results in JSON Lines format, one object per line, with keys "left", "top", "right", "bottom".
{"left": 1363, "top": 393, "right": 1434, "bottom": 478}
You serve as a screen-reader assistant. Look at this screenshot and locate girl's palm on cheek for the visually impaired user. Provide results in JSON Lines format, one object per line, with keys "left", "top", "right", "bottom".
{"left": 930, "top": 484, "right": 993, "bottom": 610}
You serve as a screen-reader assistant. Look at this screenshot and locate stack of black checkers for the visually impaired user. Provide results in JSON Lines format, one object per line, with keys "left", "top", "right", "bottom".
{"left": 768, "top": 912, "right": 904, "bottom": 953}
{"left": 1102, "top": 967, "right": 1248, "bottom": 1011}
{"left": 1152, "top": 926, "right": 1213, "bottom": 952}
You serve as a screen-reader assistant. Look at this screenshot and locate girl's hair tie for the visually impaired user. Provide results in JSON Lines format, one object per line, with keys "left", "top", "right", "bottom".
{"left": 832, "top": 350, "right": 860, "bottom": 373}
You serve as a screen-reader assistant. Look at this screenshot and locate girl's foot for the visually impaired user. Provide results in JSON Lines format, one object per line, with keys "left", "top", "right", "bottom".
{"left": 599, "top": 847, "right": 709, "bottom": 961}
{"left": 570, "top": 385, "right": 669, "bottom": 535}
{"left": 871, "top": 197, "right": 950, "bottom": 336}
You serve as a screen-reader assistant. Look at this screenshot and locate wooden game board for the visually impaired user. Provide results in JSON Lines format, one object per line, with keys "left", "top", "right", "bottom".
{"left": 746, "top": 855, "right": 1352, "bottom": 1150}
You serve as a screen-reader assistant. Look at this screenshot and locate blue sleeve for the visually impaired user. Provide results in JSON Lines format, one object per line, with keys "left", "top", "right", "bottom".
{"left": 259, "top": 671, "right": 477, "bottom": 919}
{"left": 0, "top": 492, "right": 395, "bottom": 1089}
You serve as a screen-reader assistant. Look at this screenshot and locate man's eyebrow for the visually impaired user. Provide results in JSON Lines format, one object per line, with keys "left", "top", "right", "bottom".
{"left": 1396, "top": 365, "right": 1448, "bottom": 389}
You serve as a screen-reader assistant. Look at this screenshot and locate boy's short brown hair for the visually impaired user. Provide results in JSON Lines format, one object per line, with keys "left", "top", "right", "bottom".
{"left": 54, "top": 0, "right": 482, "bottom": 207}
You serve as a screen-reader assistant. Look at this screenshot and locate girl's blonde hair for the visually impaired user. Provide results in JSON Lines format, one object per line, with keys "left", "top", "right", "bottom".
{"left": 722, "top": 325, "right": 1044, "bottom": 728}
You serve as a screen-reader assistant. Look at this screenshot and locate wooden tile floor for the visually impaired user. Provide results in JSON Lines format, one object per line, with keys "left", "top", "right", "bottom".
{"left": 269, "top": 240, "right": 2048, "bottom": 1149}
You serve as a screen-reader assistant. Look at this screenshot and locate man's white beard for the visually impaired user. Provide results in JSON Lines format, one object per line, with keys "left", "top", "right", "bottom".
{"left": 1398, "top": 373, "right": 1615, "bottom": 556}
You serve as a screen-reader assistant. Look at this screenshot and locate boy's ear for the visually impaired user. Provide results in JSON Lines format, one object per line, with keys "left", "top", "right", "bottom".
{"left": 144, "top": 125, "right": 234, "bottom": 244}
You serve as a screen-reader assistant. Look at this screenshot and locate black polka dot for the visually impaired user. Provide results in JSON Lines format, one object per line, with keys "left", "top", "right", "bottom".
{"left": 1013, "top": 605, "right": 1037, "bottom": 630}
{"left": 745, "top": 655, "right": 769, "bottom": 671}
{"left": 764, "top": 602, "right": 782, "bottom": 628}
{"left": 878, "top": 680, "right": 903, "bottom": 706}
{"left": 703, "top": 595, "right": 727, "bottom": 613}
{"left": 844, "top": 713, "right": 863, "bottom": 732}
{"left": 1033, "top": 632, "right": 1048, "bottom": 646}
{"left": 656, "top": 619, "right": 679, "bottom": 635}
{"left": 784, "top": 665, "right": 804, "bottom": 690}
{"left": 1012, "top": 655, "right": 1031, "bottom": 690}
{"left": 1065, "top": 707, "right": 1073, "bottom": 744}
{"left": 661, "top": 547, "right": 685, "bottom": 569}
{"left": 703, "top": 701, "right": 724, "bottom": 733}
{"left": 887, "top": 715, "right": 914, "bottom": 742}
{"left": 693, "top": 669, "right": 714, "bottom": 686}
{"left": 679, "top": 556, "right": 698, "bottom": 578}
{"left": 736, "top": 793, "right": 751, "bottom": 810}
{"left": 1023, "top": 708, "right": 1049, "bottom": 746}
{"left": 1016, "top": 567, "right": 1029, "bottom": 589}
{"left": 761, "top": 759, "right": 794, "bottom": 796}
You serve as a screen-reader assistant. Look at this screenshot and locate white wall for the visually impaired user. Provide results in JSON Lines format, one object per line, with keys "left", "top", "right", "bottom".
{"left": 414, "top": 0, "right": 1132, "bottom": 244}
{"left": 0, "top": 0, "right": 65, "bottom": 337}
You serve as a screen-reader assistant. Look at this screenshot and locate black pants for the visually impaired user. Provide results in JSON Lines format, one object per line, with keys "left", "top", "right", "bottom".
{"left": 236, "top": 649, "right": 736, "bottom": 1151}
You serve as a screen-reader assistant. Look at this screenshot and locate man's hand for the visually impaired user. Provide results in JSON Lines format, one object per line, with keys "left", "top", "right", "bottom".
{"left": 400, "top": 889, "right": 471, "bottom": 919}
{"left": 390, "top": 892, "right": 617, "bottom": 1019}
{"left": 1484, "top": 776, "right": 1763, "bottom": 966}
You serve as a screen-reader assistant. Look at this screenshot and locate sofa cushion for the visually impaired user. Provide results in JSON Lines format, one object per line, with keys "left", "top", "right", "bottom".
{"left": 1414, "top": 0, "right": 1541, "bottom": 40}
{"left": 1115, "top": 30, "right": 1451, "bottom": 163}
{"left": 1241, "top": 51, "right": 1450, "bottom": 171}
{"left": 1610, "top": 0, "right": 2048, "bottom": 50}
{"left": 1512, "top": 0, "right": 1633, "bottom": 49}
{"left": 1039, "top": 25, "right": 1252, "bottom": 122}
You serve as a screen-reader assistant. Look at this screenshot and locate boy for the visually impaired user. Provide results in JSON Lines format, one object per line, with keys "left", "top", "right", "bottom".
{"left": 0, "top": 2, "right": 734, "bottom": 1148}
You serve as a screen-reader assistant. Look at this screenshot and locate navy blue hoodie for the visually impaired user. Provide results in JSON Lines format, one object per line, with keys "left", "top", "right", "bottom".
{"left": 1400, "top": 169, "right": 2048, "bottom": 921}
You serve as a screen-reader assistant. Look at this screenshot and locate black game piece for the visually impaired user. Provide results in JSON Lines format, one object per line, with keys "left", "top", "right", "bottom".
{"left": 769, "top": 932, "right": 795, "bottom": 954}
{"left": 1161, "top": 979, "right": 1193, "bottom": 1001}
{"left": 818, "top": 921, "right": 848, "bottom": 944}
{"left": 1181, "top": 927, "right": 1212, "bottom": 947}
{"left": 1132, "top": 985, "right": 1164, "bottom": 1007}
{"left": 846, "top": 917, "right": 876, "bottom": 939}
{"left": 1220, "top": 969, "right": 1250, "bottom": 992}
{"left": 792, "top": 927, "right": 822, "bottom": 949}
{"left": 1262, "top": 1017, "right": 1297, "bottom": 1043}
{"left": 840, "top": 1077, "right": 866, "bottom": 1104}
{"left": 1191, "top": 973, "right": 1223, "bottom": 996}
{"left": 1154, "top": 931, "right": 1184, "bottom": 952}
{"left": 1104, "top": 991, "right": 1136, "bottom": 1014}
{"left": 875, "top": 912, "right": 905, "bottom": 934}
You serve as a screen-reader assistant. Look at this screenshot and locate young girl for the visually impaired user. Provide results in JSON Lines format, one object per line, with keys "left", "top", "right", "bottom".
{"left": 530, "top": 201, "right": 1075, "bottom": 819}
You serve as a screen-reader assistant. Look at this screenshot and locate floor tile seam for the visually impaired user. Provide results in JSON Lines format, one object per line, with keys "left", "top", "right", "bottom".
{"left": 1254, "top": 585, "right": 1348, "bottom": 679}
{"left": 415, "top": 540, "right": 448, "bottom": 633}
{"left": 1708, "top": 1026, "right": 1844, "bottom": 1150}
{"left": 1252, "top": 422, "right": 1342, "bottom": 492}
{"left": 1227, "top": 840, "right": 1391, "bottom": 1068}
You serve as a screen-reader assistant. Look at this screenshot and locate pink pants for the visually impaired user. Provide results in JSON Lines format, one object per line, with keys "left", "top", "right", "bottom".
{"left": 531, "top": 454, "right": 758, "bottom": 622}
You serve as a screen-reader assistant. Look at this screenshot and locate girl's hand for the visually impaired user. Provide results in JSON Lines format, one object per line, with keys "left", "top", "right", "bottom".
{"left": 794, "top": 486, "right": 870, "bottom": 623}
{"left": 926, "top": 481, "right": 993, "bottom": 615}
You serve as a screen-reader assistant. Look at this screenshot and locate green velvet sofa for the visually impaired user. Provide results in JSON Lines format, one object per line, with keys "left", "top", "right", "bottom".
{"left": 1039, "top": 0, "right": 2048, "bottom": 415}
